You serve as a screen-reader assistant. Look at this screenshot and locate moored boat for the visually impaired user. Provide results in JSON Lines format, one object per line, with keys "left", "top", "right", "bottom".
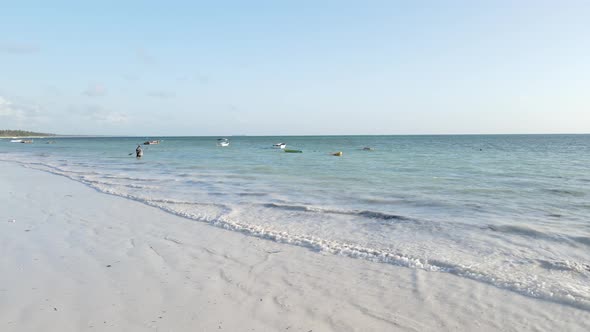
{"left": 217, "top": 138, "right": 230, "bottom": 147}
{"left": 273, "top": 143, "right": 286, "bottom": 149}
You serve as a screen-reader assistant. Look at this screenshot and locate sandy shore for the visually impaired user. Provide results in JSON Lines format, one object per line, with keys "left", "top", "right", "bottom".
{"left": 1, "top": 161, "right": 588, "bottom": 331}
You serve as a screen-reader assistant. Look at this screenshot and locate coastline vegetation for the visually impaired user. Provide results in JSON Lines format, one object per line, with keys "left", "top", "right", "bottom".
{"left": 0, "top": 130, "right": 56, "bottom": 137}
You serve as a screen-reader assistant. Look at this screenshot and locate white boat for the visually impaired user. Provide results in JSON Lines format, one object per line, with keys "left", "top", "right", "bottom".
{"left": 217, "top": 138, "right": 230, "bottom": 147}
{"left": 10, "top": 139, "right": 23, "bottom": 143}
{"left": 273, "top": 143, "right": 286, "bottom": 149}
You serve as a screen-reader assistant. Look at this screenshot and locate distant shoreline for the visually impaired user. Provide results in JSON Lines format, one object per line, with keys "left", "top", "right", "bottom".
{"left": 0, "top": 136, "right": 54, "bottom": 138}
{"left": 0, "top": 130, "right": 56, "bottom": 138}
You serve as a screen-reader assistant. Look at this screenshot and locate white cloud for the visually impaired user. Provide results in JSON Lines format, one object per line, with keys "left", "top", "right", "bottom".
{"left": 98, "top": 112, "right": 128, "bottom": 124}
{"left": 0, "top": 96, "right": 39, "bottom": 120}
{"left": 72, "top": 104, "right": 129, "bottom": 124}
{"left": 0, "top": 96, "right": 19, "bottom": 117}
{"left": 0, "top": 96, "right": 48, "bottom": 129}
{"left": 83, "top": 84, "right": 107, "bottom": 97}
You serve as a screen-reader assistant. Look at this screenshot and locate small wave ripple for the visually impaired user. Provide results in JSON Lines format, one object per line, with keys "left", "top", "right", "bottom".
{"left": 263, "top": 203, "right": 414, "bottom": 222}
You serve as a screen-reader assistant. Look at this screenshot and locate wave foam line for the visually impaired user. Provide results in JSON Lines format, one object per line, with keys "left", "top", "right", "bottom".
{"left": 147, "top": 201, "right": 590, "bottom": 312}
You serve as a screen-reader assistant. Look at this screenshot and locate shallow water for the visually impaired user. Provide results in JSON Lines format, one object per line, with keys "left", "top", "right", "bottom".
{"left": 1, "top": 135, "right": 589, "bottom": 310}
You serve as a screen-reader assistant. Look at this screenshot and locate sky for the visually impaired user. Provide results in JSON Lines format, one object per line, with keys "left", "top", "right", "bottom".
{"left": 0, "top": 0, "right": 589, "bottom": 136}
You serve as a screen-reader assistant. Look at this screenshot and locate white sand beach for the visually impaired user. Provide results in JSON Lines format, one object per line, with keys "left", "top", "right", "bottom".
{"left": 1, "top": 161, "right": 588, "bottom": 332}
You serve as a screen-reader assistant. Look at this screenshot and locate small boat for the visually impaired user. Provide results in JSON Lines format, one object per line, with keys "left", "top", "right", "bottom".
{"left": 10, "top": 139, "right": 23, "bottom": 143}
{"left": 273, "top": 143, "right": 286, "bottom": 149}
{"left": 143, "top": 140, "right": 160, "bottom": 145}
{"left": 21, "top": 140, "right": 33, "bottom": 144}
{"left": 284, "top": 149, "right": 302, "bottom": 153}
{"left": 217, "top": 138, "right": 230, "bottom": 147}
{"left": 332, "top": 151, "right": 343, "bottom": 156}
{"left": 362, "top": 147, "right": 374, "bottom": 151}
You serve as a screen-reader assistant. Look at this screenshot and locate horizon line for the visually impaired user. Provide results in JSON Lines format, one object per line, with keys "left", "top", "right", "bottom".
{"left": 5, "top": 132, "right": 588, "bottom": 138}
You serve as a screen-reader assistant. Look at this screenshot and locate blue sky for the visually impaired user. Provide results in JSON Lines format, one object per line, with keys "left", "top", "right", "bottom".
{"left": 0, "top": 0, "right": 588, "bottom": 135}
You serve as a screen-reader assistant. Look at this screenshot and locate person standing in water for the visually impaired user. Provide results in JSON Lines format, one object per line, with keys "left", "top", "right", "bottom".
{"left": 136, "top": 145, "right": 143, "bottom": 158}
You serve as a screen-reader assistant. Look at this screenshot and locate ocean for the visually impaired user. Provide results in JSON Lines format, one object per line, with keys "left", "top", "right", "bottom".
{"left": 1, "top": 135, "right": 589, "bottom": 310}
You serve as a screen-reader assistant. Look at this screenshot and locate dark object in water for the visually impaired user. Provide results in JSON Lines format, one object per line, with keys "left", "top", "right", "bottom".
{"left": 362, "top": 147, "right": 373, "bottom": 151}
{"left": 144, "top": 140, "right": 160, "bottom": 145}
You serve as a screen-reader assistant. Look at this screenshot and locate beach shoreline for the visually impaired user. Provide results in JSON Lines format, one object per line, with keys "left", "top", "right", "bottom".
{"left": 1, "top": 161, "right": 588, "bottom": 331}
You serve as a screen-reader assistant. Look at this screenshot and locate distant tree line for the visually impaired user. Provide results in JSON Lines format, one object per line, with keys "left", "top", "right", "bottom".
{"left": 0, "top": 130, "right": 55, "bottom": 137}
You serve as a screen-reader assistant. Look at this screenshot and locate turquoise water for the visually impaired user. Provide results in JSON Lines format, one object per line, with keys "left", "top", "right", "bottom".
{"left": 1, "top": 135, "right": 589, "bottom": 309}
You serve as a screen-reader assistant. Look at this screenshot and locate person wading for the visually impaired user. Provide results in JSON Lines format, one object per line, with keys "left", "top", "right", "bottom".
{"left": 136, "top": 145, "right": 143, "bottom": 158}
